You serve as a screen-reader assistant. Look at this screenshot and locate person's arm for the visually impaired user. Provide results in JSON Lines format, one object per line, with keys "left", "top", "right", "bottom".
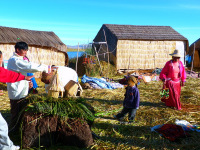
{"left": 134, "top": 88, "right": 140, "bottom": 109}
{"left": 159, "top": 61, "right": 169, "bottom": 81}
{"left": 8, "top": 58, "right": 47, "bottom": 73}
{"left": 180, "top": 61, "right": 186, "bottom": 86}
{"left": 0, "top": 67, "right": 33, "bottom": 83}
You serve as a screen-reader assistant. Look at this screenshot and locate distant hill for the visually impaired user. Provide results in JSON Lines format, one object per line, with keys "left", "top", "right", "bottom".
{"left": 67, "top": 44, "right": 92, "bottom": 50}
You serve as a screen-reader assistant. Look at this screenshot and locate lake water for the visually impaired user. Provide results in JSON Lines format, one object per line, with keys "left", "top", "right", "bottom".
{"left": 67, "top": 51, "right": 86, "bottom": 59}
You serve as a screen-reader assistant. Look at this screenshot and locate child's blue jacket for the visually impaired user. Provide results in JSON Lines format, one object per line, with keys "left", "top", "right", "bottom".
{"left": 123, "top": 86, "right": 140, "bottom": 109}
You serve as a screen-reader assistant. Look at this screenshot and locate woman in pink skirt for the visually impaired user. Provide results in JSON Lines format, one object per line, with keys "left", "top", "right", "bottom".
{"left": 159, "top": 49, "right": 186, "bottom": 110}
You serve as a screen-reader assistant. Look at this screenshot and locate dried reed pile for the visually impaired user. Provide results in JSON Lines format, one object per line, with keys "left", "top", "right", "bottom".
{"left": 0, "top": 76, "right": 199, "bottom": 149}
{"left": 81, "top": 77, "right": 200, "bottom": 150}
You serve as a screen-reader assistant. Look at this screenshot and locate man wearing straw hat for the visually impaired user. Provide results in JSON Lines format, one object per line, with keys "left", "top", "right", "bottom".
{"left": 7, "top": 41, "right": 48, "bottom": 132}
{"left": 159, "top": 49, "right": 186, "bottom": 110}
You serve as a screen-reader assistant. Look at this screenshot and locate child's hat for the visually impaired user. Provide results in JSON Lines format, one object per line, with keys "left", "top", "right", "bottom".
{"left": 129, "top": 76, "right": 138, "bottom": 84}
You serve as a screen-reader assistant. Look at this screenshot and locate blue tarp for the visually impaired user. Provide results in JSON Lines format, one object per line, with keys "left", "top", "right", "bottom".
{"left": 185, "top": 55, "right": 192, "bottom": 64}
{"left": 81, "top": 75, "right": 114, "bottom": 89}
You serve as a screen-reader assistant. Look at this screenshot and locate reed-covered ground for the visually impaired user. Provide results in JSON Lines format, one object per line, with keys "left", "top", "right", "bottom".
{"left": 0, "top": 76, "right": 199, "bottom": 150}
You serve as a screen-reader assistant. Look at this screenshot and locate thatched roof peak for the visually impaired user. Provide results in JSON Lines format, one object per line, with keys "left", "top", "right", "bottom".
{"left": 0, "top": 26, "right": 67, "bottom": 52}
{"left": 102, "top": 24, "right": 188, "bottom": 41}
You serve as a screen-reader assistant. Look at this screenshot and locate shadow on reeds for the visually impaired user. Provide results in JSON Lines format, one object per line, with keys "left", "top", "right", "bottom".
{"left": 1, "top": 110, "right": 11, "bottom": 122}
{"left": 0, "top": 83, "right": 8, "bottom": 90}
{"left": 85, "top": 98, "right": 123, "bottom": 105}
{"left": 92, "top": 122, "right": 200, "bottom": 150}
{"left": 140, "top": 101, "right": 166, "bottom": 108}
{"left": 85, "top": 97, "right": 167, "bottom": 109}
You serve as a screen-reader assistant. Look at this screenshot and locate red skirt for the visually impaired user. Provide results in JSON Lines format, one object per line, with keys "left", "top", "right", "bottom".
{"left": 161, "top": 80, "right": 181, "bottom": 110}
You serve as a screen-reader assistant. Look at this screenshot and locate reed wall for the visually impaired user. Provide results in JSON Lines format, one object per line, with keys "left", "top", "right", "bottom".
{"left": 116, "top": 40, "right": 176, "bottom": 70}
{"left": 0, "top": 44, "right": 66, "bottom": 77}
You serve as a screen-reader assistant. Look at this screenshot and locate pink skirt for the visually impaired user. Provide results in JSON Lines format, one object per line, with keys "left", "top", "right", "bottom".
{"left": 161, "top": 80, "right": 181, "bottom": 110}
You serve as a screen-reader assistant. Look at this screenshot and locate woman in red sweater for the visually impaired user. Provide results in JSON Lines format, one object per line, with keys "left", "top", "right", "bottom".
{"left": 0, "top": 66, "right": 33, "bottom": 150}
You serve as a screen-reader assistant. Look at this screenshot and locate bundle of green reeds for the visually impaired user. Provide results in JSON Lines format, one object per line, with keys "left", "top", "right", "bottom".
{"left": 23, "top": 94, "right": 95, "bottom": 123}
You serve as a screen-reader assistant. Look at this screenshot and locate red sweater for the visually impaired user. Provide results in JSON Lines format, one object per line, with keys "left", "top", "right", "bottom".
{"left": 0, "top": 67, "right": 25, "bottom": 83}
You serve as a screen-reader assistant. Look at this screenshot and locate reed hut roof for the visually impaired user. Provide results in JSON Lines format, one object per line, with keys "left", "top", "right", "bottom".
{"left": 0, "top": 26, "right": 67, "bottom": 52}
{"left": 188, "top": 38, "right": 200, "bottom": 55}
{"left": 97, "top": 24, "right": 188, "bottom": 41}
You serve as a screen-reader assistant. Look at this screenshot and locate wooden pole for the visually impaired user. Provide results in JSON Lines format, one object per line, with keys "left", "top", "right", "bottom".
{"left": 128, "top": 54, "right": 131, "bottom": 73}
{"left": 154, "top": 53, "right": 156, "bottom": 69}
{"left": 76, "top": 43, "right": 79, "bottom": 72}
{"left": 191, "top": 43, "right": 195, "bottom": 72}
{"left": 94, "top": 44, "right": 103, "bottom": 75}
{"left": 103, "top": 29, "right": 109, "bottom": 78}
{"left": 184, "top": 49, "right": 186, "bottom": 66}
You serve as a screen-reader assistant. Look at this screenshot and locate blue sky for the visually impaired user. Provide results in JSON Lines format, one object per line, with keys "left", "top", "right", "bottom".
{"left": 0, "top": 0, "right": 200, "bottom": 46}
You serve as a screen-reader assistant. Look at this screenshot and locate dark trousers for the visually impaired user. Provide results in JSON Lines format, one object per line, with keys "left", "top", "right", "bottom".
{"left": 116, "top": 107, "right": 137, "bottom": 122}
{"left": 9, "top": 98, "right": 28, "bottom": 132}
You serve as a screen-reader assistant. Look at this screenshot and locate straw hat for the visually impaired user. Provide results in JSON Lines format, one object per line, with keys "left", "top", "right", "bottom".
{"left": 130, "top": 72, "right": 139, "bottom": 77}
{"left": 128, "top": 76, "right": 138, "bottom": 84}
{"left": 169, "top": 49, "right": 182, "bottom": 57}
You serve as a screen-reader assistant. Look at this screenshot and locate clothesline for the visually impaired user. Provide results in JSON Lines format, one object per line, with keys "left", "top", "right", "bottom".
{"left": 84, "top": 46, "right": 116, "bottom": 57}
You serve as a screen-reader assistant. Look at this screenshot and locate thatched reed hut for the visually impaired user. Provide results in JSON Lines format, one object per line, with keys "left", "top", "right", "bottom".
{"left": 0, "top": 26, "right": 68, "bottom": 77}
{"left": 93, "top": 24, "right": 188, "bottom": 71}
{"left": 188, "top": 38, "right": 200, "bottom": 68}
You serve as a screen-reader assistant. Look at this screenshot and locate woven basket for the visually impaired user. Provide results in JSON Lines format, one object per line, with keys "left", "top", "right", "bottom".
{"left": 64, "top": 80, "right": 78, "bottom": 97}
{"left": 48, "top": 90, "right": 59, "bottom": 98}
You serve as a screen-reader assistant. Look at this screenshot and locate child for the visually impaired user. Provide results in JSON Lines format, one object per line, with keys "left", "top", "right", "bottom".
{"left": 114, "top": 76, "right": 140, "bottom": 123}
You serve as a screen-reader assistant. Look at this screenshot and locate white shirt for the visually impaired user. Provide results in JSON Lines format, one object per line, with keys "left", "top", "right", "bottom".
{"left": 7, "top": 52, "right": 47, "bottom": 100}
{"left": 45, "top": 66, "right": 78, "bottom": 93}
{"left": 56, "top": 66, "right": 78, "bottom": 85}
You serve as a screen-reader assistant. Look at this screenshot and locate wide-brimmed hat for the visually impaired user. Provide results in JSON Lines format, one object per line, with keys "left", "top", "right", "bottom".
{"left": 130, "top": 72, "right": 139, "bottom": 77}
{"left": 169, "top": 49, "right": 182, "bottom": 57}
{"left": 128, "top": 76, "right": 138, "bottom": 84}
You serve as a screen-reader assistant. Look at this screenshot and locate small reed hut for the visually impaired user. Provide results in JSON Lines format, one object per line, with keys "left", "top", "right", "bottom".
{"left": 188, "top": 38, "right": 200, "bottom": 68}
{"left": 0, "top": 26, "right": 68, "bottom": 77}
{"left": 93, "top": 24, "right": 188, "bottom": 71}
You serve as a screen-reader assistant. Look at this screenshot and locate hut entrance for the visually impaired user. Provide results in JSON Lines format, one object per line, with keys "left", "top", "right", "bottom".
{"left": 193, "top": 49, "right": 200, "bottom": 68}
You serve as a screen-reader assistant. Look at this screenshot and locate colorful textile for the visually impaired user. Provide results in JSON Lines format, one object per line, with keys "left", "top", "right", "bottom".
{"left": 88, "top": 82, "right": 102, "bottom": 89}
{"left": 109, "top": 82, "right": 124, "bottom": 89}
{"left": 88, "top": 81, "right": 124, "bottom": 89}
{"left": 155, "top": 124, "right": 189, "bottom": 141}
{"left": 161, "top": 80, "right": 181, "bottom": 110}
{"left": 151, "top": 76, "right": 160, "bottom": 81}
{"left": 175, "top": 119, "right": 200, "bottom": 132}
{"left": 186, "top": 71, "right": 199, "bottom": 78}
{"left": 81, "top": 75, "right": 113, "bottom": 89}
{"left": 81, "top": 75, "right": 124, "bottom": 89}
